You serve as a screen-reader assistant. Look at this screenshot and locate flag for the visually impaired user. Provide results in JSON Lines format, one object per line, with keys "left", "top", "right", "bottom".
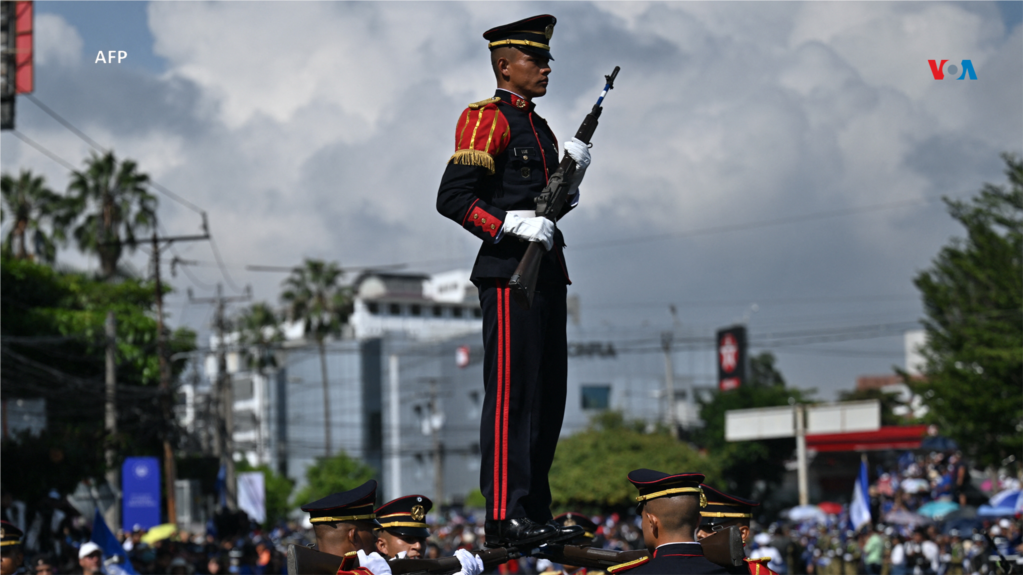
{"left": 849, "top": 459, "right": 871, "bottom": 531}
{"left": 91, "top": 510, "right": 139, "bottom": 575}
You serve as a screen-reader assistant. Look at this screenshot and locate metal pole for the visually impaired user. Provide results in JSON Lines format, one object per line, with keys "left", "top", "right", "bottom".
{"left": 104, "top": 311, "right": 120, "bottom": 532}
{"left": 214, "top": 284, "right": 237, "bottom": 510}
{"left": 795, "top": 403, "right": 808, "bottom": 506}
{"left": 430, "top": 379, "right": 444, "bottom": 506}
{"left": 388, "top": 354, "right": 401, "bottom": 500}
{"left": 661, "top": 332, "right": 678, "bottom": 439}
{"left": 152, "top": 232, "right": 178, "bottom": 525}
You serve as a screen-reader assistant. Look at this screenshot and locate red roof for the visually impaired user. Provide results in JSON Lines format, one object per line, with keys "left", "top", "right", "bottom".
{"left": 806, "top": 425, "right": 928, "bottom": 452}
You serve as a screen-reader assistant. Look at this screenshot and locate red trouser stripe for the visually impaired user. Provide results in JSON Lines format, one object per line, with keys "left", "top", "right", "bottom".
{"left": 500, "top": 284, "right": 511, "bottom": 520}
{"left": 493, "top": 280, "right": 506, "bottom": 520}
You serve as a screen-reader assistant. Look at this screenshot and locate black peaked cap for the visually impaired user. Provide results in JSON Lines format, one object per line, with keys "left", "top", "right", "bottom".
{"left": 375, "top": 495, "right": 432, "bottom": 539}
{"left": 483, "top": 15, "right": 556, "bottom": 60}
{"left": 301, "top": 480, "right": 378, "bottom": 524}
{"left": 0, "top": 521, "right": 23, "bottom": 548}
{"left": 627, "top": 469, "right": 707, "bottom": 507}
{"left": 700, "top": 484, "right": 759, "bottom": 527}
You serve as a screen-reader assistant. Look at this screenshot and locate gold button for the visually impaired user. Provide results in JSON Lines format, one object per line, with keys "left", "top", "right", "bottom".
{"left": 473, "top": 213, "right": 479, "bottom": 219}
{"left": 481, "top": 218, "right": 486, "bottom": 224}
{"left": 490, "top": 224, "right": 495, "bottom": 230}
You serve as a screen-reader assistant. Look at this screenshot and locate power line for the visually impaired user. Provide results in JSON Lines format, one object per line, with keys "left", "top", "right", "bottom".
{"left": 25, "top": 94, "right": 108, "bottom": 152}
{"left": 8, "top": 130, "right": 77, "bottom": 171}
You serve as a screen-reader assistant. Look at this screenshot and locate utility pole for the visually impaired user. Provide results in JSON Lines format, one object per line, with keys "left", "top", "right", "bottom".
{"left": 661, "top": 331, "right": 678, "bottom": 439}
{"left": 795, "top": 402, "right": 808, "bottom": 506}
{"left": 103, "top": 311, "right": 120, "bottom": 532}
{"left": 190, "top": 283, "right": 251, "bottom": 511}
{"left": 429, "top": 379, "right": 444, "bottom": 506}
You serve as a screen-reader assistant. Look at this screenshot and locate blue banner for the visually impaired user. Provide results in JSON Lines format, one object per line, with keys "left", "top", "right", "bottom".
{"left": 122, "top": 457, "right": 161, "bottom": 529}
{"left": 91, "top": 510, "right": 139, "bottom": 575}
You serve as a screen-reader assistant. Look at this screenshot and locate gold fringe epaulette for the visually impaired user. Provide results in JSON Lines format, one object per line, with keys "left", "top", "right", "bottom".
{"left": 449, "top": 149, "right": 495, "bottom": 175}
{"left": 607, "top": 556, "right": 649, "bottom": 574}
{"left": 468, "top": 97, "right": 501, "bottom": 110}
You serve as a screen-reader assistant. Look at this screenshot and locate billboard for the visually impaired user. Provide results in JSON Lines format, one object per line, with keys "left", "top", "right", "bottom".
{"left": 122, "top": 457, "right": 161, "bottom": 529}
{"left": 716, "top": 325, "right": 747, "bottom": 391}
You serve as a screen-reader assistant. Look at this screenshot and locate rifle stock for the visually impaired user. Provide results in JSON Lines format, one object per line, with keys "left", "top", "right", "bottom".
{"left": 534, "top": 527, "right": 745, "bottom": 571}
{"left": 508, "top": 66, "right": 619, "bottom": 310}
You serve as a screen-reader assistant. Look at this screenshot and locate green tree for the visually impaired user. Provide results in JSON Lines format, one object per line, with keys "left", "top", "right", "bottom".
{"left": 292, "top": 451, "right": 376, "bottom": 508}
{"left": 912, "top": 153, "right": 1023, "bottom": 468}
{"left": 693, "top": 352, "right": 814, "bottom": 503}
{"left": 235, "top": 302, "right": 283, "bottom": 373}
{"left": 549, "top": 411, "right": 720, "bottom": 510}
{"left": 281, "top": 259, "right": 352, "bottom": 457}
{"left": 236, "top": 460, "right": 295, "bottom": 528}
{"left": 1, "top": 170, "right": 62, "bottom": 262}
{"left": 61, "top": 151, "right": 157, "bottom": 279}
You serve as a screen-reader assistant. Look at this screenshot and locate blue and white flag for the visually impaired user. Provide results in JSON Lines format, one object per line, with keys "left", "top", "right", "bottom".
{"left": 849, "top": 459, "right": 871, "bottom": 531}
{"left": 91, "top": 510, "right": 139, "bottom": 575}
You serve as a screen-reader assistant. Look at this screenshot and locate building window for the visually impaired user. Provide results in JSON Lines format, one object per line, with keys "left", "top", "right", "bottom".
{"left": 472, "top": 307, "right": 482, "bottom": 318}
{"left": 432, "top": 305, "right": 443, "bottom": 317}
{"left": 367, "top": 302, "right": 379, "bottom": 315}
{"left": 389, "top": 303, "right": 401, "bottom": 316}
{"left": 410, "top": 304, "right": 421, "bottom": 316}
{"left": 581, "top": 385, "right": 611, "bottom": 410}
{"left": 452, "top": 306, "right": 463, "bottom": 318}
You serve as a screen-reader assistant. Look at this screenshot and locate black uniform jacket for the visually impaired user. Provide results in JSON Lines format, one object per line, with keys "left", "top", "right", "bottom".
{"left": 610, "top": 542, "right": 729, "bottom": 574}
{"left": 436, "top": 89, "right": 574, "bottom": 286}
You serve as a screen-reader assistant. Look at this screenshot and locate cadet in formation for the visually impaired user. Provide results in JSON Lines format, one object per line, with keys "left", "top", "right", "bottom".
{"left": 0, "top": 521, "right": 24, "bottom": 575}
{"left": 696, "top": 485, "right": 776, "bottom": 575}
{"left": 301, "top": 482, "right": 482, "bottom": 575}
{"left": 435, "top": 13, "right": 591, "bottom": 548}
{"left": 608, "top": 470, "right": 729, "bottom": 575}
{"left": 540, "top": 512, "right": 604, "bottom": 575}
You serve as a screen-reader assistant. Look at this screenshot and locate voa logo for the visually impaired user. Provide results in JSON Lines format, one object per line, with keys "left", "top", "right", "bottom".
{"left": 928, "top": 59, "right": 977, "bottom": 80}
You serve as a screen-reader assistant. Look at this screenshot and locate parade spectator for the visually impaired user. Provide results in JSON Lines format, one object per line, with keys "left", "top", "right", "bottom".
{"left": 77, "top": 542, "right": 103, "bottom": 575}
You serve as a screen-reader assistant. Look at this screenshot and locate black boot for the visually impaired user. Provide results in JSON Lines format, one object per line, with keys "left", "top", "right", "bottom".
{"left": 484, "top": 518, "right": 556, "bottom": 548}
{"left": 546, "top": 519, "right": 586, "bottom": 541}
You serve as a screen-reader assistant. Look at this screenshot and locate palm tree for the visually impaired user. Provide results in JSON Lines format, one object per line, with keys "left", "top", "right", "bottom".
{"left": 1, "top": 170, "right": 62, "bottom": 262}
{"left": 236, "top": 302, "right": 284, "bottom": 374}
{"left": 62, "top": 151, "right": 157, "bottom": 279}
{"left": 280, "top": 259, "right": 353, "bottom": 457}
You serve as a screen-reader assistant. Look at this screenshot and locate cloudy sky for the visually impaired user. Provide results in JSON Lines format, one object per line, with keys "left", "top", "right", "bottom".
{"left": 2, "top": 1, "right": 1020, "bottom": 399}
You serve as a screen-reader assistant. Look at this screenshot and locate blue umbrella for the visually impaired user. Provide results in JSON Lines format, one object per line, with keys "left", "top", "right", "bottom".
{"left": 917, "top": 500, "right": 960, "bottom": 519}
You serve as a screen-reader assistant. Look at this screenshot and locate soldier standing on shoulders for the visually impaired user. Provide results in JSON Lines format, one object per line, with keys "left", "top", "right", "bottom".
{"left": 435, "top": 13, "right": 591, "bottom": 549}
{"left": 608, "top": 470, "right": 728, "bottom": 575}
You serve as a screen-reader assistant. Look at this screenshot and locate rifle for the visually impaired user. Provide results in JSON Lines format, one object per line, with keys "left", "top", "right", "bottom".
{"left": 533, "top": 526, "right": 746, "bottom": 571}
{"left": 507, "top": 66, "right": 620, "bottom": 310}
{"left": 287, "top": 544, "right": 518, "bottom": 575}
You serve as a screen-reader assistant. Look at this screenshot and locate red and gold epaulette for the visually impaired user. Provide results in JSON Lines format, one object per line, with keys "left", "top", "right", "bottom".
{"left": 744, "top": 557, "right": 778, "bottom": 575}
{"left": 607, "top": 556, "right": 649, "bottom": 574}
{"left": 336, "top": 551, "right": 373, "bottom": 575}
{"left": 449, "top": 98, "right": 510, "bottom": 175}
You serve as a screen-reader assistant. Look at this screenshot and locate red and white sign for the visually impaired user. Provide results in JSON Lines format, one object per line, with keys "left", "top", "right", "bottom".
{"left": 456, "top": 345, "right": 470, "bottom": 368}
{"left": 719, "top": 333, "right": 738, "bottom": 373}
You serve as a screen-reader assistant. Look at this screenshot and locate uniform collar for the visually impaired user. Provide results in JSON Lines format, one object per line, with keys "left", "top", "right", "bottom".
{"left": 495, "top": 89, "right": 534, "bottom": 112}
{"left": 653, "top": 542, "right": 704, "bottom": 557}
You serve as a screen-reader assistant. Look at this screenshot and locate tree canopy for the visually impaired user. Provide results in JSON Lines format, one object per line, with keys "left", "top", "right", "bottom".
{"left": 291, "top": 451, "right": 377, "bottom": 508}
{"left": 550, "top": 411, "right": 720, "bottom": 511}
{"left": 912, "top": 153, "right": 1022, "bottom": 469}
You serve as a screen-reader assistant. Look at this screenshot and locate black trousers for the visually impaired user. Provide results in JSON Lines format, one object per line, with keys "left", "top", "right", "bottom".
{"left": 478, "top": 279, "right": 567, "bottom": 522}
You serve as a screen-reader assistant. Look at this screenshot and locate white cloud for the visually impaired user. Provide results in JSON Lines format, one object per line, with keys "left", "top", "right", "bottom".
{"left": 33, "top": 13, "right": 83, "bottom": 67}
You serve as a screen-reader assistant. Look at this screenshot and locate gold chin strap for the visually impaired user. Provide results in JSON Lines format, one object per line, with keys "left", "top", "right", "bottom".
{"left": 310, "top": 514, "right": 376, "bottom": 523}
{"left": 0, "top": 541, "right": 21, "bottom": 546}
{"left": 487, "top": 39, "right": 550, "bottom": 51}
{"left": 700, "top": 512, "right": 752, "bottom": 518}
{"left": 636, "top": 487, "right": 707, "bottom": 508}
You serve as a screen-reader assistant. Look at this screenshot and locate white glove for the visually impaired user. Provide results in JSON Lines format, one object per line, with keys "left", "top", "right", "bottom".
{"left": 357, "top": 550, "right": 393, "bottom": 575}
{"left": 454, "top": 549, "right": 484, "bottom": 575}
{"left": 564, "top": 137, "right": 590, "bottom": 206}
{"left": 502, "top": 213, "right": 554, "bottom": 251}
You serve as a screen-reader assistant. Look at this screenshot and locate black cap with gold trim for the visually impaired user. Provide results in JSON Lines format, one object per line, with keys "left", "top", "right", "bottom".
{"left": 374, "top": 495, "right": 432, "bottom": 539}
{"left": 0, "top": 521, "right": 23, "bottom": 550}
{"left": 554, "top": 512, "right": 598, "bottom": 545}
{"left": 483, "top": 15, "right": 556, "bottom": 61}
{"left": 699, "top": 484, "right": 758, "bottom": 528}
{"left": 301, "top": 480, "right": 377, "bottom": 525}
{"left": 627, "top": 469, "right": 707, "bottom": 510}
